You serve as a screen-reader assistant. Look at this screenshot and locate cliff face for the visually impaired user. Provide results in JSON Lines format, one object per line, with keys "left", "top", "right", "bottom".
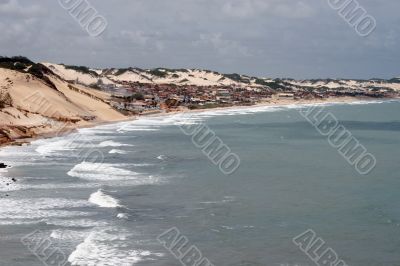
{"left": 0, "top": 67, "right": 126, "bottom": 146}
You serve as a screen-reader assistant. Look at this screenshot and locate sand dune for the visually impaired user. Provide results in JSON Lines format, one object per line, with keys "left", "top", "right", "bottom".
{"left": 0, "top": 68, "right": 127, "bottom": 146}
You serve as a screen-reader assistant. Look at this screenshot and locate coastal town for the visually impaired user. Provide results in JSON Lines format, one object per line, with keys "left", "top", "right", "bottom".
{"left": 90, "top": 74, "right": 399, "bottom": 114}
{"left": 1, "top": 56, "right": 399, "bottom": 147}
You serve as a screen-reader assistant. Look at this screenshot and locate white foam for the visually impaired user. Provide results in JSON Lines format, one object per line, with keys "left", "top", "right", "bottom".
{"left": 117, "top": 124, "right": 160, "bottom": 132}
{"left": 0, "top": 182, "right": 100, "bottom": 192}
{"left": 35, "top": 138, "right": 78, "bottom": 156}
{"left": 109, "top": 149, "right": 128, "bottom": 154}
{"left": 44, "top": 218, "right": 109, "bottom": 228}
{"left": 112, "top": 101, "right": 387, "bottom": 132}
{"left": 99, "top": 140, "right": 132, "bottom": 147}
{"left": 157, "top": 155, "right": 167, "bottom": 160}
{"left": 78, "top": 128, "right": 116, "bottom": 135}
{"left": 117, "top": 213, "right": 129, "bottom": 219}
{"left": 0, "top": 169, "right": 16, "bottom": 192}
{"left": 0, "top": 198, "right": 93, "bottom": 220}
{"left": 68, "top": 228, "right": 162, "bottom": 266}
{"left": 120, "top": 128, "right": 159, "bottom": 132}
{"left": 0, "top": 145, "right": 41, "bottom": 163}
{"left": 89, "top": 190, "right": 121, "bottom": 208}
{"left": 50, "top": 229, "right": 88, "bottom": 241}
{"left": 170, "top": 99, "right": 392, "bottom": 121}
{"left": 67, "top": 162, "right": 138, "bottom": 181}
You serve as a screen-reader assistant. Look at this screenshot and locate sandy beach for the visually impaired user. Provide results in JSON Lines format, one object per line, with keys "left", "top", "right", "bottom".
{"left": 1, "top": 95, "right": 392, "bottom": 149}
{"left": 1, "top": 64, "right": 397, "bottom": 149}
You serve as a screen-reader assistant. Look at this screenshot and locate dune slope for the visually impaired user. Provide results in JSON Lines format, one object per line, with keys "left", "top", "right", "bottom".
{"left": 0, "top": 68, "right": 126, "bottom": 146}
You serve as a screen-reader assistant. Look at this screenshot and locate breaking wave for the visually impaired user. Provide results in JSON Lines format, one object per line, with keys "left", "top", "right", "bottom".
{"left": 67, "top": 162, "right": 138, "bottom": 181}
{"left": 89, "top": 190, "right": 121, "bottom": 208}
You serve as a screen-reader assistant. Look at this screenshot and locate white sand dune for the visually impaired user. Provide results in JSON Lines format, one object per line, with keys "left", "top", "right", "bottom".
{"left": 0, "top": 68, "right": 127, "bottom": 146}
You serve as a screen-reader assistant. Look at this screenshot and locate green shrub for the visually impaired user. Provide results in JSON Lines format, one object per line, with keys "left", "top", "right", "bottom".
{"left": 130, "top": 93, "right": 144, "bottom": 101}
{"left": 114, "top": 68, "right": 129, "bottom": 76}
{"left": 149, "top": 69, "right": 168, "bottom": 78}
{"left": 63, "top": 64, "right": 99, "bottom": 77}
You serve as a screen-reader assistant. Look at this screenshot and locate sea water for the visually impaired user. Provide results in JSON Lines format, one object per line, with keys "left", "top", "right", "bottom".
{"left": 0, "top": 100, "right": 399, "bottom": 266}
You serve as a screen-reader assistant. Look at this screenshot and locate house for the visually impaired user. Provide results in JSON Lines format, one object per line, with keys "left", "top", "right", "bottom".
{"left": 216, "top": 89, "right": 231, "bottom": 103}
{"left": 111, "top": 87, "right": 134, "bottom": 98}
{"left": 277, "top": 93, "right": 295, "bottom": 99}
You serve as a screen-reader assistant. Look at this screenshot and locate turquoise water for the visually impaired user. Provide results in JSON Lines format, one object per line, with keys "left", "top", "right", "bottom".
{"left": 0, "top": 100, "right": 399, "bottom": 266}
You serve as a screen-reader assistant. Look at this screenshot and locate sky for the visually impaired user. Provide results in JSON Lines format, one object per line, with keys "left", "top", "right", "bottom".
{"left": 0, "top": 0, "right": 399, "bottom": 79}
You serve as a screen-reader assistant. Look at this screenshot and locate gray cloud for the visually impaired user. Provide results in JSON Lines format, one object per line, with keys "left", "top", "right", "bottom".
{"left": 1, "top": 0, "right": 399, "bottom": 79}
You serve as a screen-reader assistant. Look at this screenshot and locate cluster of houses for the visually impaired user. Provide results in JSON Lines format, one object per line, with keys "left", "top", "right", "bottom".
{"left": 91, "top": 80, "right": 395, "bottom": 113}
{"left": 97, "top": 83, "right": 274, "bottom": 113}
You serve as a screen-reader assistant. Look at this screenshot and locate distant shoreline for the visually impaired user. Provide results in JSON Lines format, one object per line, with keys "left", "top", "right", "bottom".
{"left": 1, "top": 95, "right": 397, "bottom": 150}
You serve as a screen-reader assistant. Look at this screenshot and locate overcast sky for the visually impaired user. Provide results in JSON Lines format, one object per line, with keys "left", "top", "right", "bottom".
{"left": 0, "top": 0, "right": 399, "bottom": 79}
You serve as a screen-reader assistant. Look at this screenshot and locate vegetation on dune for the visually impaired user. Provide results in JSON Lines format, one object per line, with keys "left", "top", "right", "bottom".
{"left": 89, "top": 83, "right": 103, "bottom": 90}
{"left": 203, "top": 69, "right": 219, "bottom": 75}
{"left": 224, "top": 73, "right": 241, "bottom": 82}
{"left": 166, "top": 68, "right": 189, "bottom": 73}
{"left": 388, "top": 78, "right": 400, "bottom": 83}
{"left": 0, "top": 56, "right": 34, "bottom": 65}
{"left": 254, "top": 78, "right": 270, "bottom": 86}
{"left": 0, "top": 56, "right": 58, "bottom": 90}
{"left": 132, "top": 92, "right": 145, "bottom": 101}
{"left": 114, "top": 68, "right": 130, "bottom": 76}
{"left": 62, "top": 64, "right": 99, "bottom": 77}
{"left": 223, "top": 73, "right": 250, "bottom": 84}
{"left": 0, "top": 56, "right": 32, "bottom": 72}
{"left": 148, "top": 68, "right": 168, "bottom": 78}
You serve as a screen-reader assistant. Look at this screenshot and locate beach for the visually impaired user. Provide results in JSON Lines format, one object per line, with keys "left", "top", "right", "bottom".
{"left": 1, "top": 95, "right": 390, "bottom": 149}
{"left": 0, "top": 99, "right": 399, "bottom": 265}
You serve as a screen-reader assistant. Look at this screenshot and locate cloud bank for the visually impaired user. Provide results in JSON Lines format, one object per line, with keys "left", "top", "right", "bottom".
{"left": 1, "top": 0, "right": 399, "bottom": 79}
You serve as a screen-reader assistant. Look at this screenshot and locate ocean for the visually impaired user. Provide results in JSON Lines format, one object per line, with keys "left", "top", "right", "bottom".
{"left": 0, "top": 100, "right": 399, "bottom": 266}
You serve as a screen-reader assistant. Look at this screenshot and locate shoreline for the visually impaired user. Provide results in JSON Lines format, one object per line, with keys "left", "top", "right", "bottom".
{"left": 0, "top": 96, "right": 397, "bottom": 149}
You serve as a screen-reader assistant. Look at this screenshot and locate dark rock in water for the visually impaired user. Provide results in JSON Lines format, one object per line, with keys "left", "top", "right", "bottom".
{"left": 0, "top": 163, "right": 7, "bottom": 168}
{"left": 11, "top": 178, "right": 16, "bottom": 182}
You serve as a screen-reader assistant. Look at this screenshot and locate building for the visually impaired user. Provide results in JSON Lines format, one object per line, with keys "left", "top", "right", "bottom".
{"left": 216, "top": 89, "right": 231, "bottom": 103}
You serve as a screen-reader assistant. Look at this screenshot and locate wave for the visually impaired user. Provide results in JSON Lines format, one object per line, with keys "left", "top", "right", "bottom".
{"left": 0, "top": 198, "right": 93, "bottom": 221}
{"left": 157, "top": 155, "right": 167, "bottom": 160}
{"left": 30, "top": 100, "right": 388, "bottom": 151}
{"left": 169, "top": 99, "right": 393, "bottom": 121}
{"left": 0, "top": 168, "right": 14, "bottom": 192}
{"left": 116, "top": 123, "right": 161, "bottom": 132}
{"left": 35, "top": 138, "right": 79, "bottom": 156}
{"left": 99, "top": 140, "right": 133, "bottom": 147}
{"left": 118, "top": 127, "right": 160, "bottom": 132}
{"left": 89, "top": 190, "right": 121, "bottom": 208}
{"left": 117, "top": 213, "right": 129, "bottom": 219}
{"left": 199, "top": 196, "right": 236, "bottom": 205}
{"left": 108, "top": 149, "right": 128, "bottom": 154}
{"left": 0, "top": 182, "right": 101, "bottom": 192}
{"left": 68, "top": 228, "right": 163, "bottom": 266}
{"left": 50, "top": 229, "right": 88, "bottom": 241}
{"left": 78, "top": 128, "right": 116, "bottom": 135}
{"left": 67, "top": 162, "right": 138, "bottom": 181}
{"left": 43, "top": 218, "right": 109, "bottom": 228}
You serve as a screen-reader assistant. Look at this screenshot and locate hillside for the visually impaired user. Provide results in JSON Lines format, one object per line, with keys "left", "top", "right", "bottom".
{"left": 0, "top": 58, "right": 126, "bottom": 146}
{"left": 41, "top": 62, "right": 400, "bottom": 94}
{"left": 42, "top": 62, "right": 273, "bottom": 88}
{"left": 1, "top": 56, "right": 399, "bottom": 146}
